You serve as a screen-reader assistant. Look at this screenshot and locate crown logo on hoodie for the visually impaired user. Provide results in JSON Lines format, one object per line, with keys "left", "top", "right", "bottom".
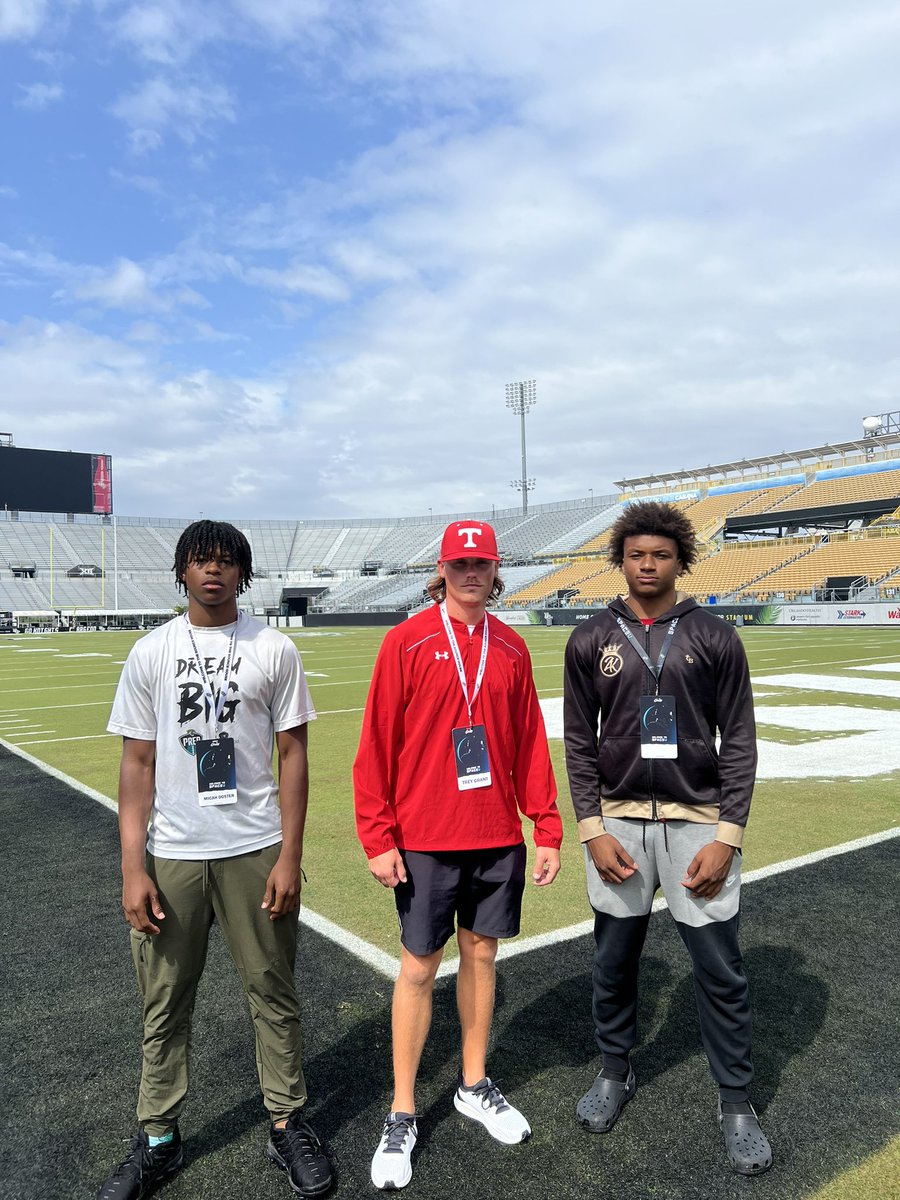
{"left": 599, "top": 642, "right": 624, "bottom": 677}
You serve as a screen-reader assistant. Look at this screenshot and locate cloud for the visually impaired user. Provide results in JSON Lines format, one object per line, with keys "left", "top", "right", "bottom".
{"left": 109, "top": 168, "right": 165, "bottom": 196}
{"left": 15, "top": 80, "right": 63, "bottom": 109}
{"left": 227, "top": 0, "right": 334, "bottom": 44}
{"left": 110, "top": 76, "right": 235, "bottom": 150}
{"left": 243, "top": 259, "right": 349, "bottom": 302}
{"left": 0, "top": 0, "right": 47, "bottom": 40}
{"left": 67, "top": 257, "right": 209, "bottom": 313}
{"left": 0, "top": 318, "right": 361, "bottom": 517}
{"left": 3, "top": 2, "right": 900, "bottom": 520}
{"left": 111, "top": 0, "right": 221, "bottom": 65}
{"left": 70, "top": 259, "right": 162, "bottom": 310}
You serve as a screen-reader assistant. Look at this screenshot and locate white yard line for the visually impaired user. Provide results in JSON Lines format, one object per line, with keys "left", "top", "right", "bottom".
{"left": 0, "top": 737, "right": 117, "bottom": 813}
{"left": 481, "top": 826, "right": 900, "bottom": 973}
{"left": 298, "top": 909, "right": 400, "bottom": 978}
{"left": 16, "top": 733, "right": 103, "bottom": 745}
{"left": 2, "top": 732, "right": 896, "bottom": 981}
{"left": 0, "top": 701, "right": 132, "bottom": 713}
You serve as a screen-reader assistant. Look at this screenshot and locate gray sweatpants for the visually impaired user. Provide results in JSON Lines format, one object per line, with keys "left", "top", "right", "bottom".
{"left": 585, "top": 818, "right": 753, "bottom": 1100}
{"left": 131, "top": 843, "right": 306, "bottom": 1134}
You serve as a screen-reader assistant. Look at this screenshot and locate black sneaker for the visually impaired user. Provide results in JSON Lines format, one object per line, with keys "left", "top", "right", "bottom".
{"left": 97, "top": 1128, "right": 183, "bottom": 1200}
{"left": 267, "top": 1109, "right": 334, "bottom": 1197}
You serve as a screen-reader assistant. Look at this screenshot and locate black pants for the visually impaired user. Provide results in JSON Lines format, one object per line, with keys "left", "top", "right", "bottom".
{"left": 591, "top": 908, "right": 753, "bottom": 1101}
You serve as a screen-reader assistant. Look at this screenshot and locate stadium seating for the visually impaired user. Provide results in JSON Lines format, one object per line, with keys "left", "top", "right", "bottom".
{"left": 2, "top": 454, "right": 900, "bottom": 617}
{"left": 764, "top": 467, "right": 900, "bottom": 513}
{"left": 740, "top": 535, "right": 900, "bottom": 600}
{"left": 678, "top": 543, "right": 810, "bottom": 600}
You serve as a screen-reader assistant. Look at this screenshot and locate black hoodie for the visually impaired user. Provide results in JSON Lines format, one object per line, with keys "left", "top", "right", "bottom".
{"left": 563, "top": 595, "right": 757, "bottom": 848}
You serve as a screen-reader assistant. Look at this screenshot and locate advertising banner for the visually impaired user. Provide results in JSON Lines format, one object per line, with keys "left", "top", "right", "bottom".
{"left": 92, "top": 454, "right": 113, "bottom": 514}
{"left": 491, "top": 610, "right": 534, "bottom": 626}
{"left": 775, "top": 603, "right": 900, "bottom": 626}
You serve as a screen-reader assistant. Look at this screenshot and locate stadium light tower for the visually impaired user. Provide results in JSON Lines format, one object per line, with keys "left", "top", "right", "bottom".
{"left": 506, "top": 379, "right": 536, "bottom": 516}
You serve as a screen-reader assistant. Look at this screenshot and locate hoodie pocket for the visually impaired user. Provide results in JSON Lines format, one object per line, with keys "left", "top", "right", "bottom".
{"left": 652, "top": 737, "right": 719, "bottom": 802}
{"left": 598, "top": 735, "right": 647, "bottom": 798}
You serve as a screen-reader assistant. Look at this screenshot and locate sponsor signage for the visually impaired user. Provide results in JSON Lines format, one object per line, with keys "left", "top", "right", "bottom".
{"left": 66, "top": 563, "right": 104, "bottom": 578}
{"left": 776, "top": 603, "right": 900, "bottom": 626}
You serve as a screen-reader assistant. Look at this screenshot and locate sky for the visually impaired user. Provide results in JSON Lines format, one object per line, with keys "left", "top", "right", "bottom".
{"left": 2, "top": 0, "right": 899, "bottom": 521}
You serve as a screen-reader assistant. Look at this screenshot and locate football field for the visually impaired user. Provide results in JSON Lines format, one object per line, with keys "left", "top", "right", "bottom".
{"left": 0, "top": 622, "right": 897, "bottom": 956}
{"left": 1, "top": 622, "right": 898, "bottom": 1199}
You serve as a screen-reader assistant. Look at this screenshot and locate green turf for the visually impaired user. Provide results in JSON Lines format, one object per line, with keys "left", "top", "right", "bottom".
{"left": 0, "top": 623, "right": 898, "bottom": 956}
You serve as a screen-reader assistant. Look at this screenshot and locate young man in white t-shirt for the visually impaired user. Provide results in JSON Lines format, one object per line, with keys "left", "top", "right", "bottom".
{"left": 98, "top": 520, "right": 333, "bottom": 1200}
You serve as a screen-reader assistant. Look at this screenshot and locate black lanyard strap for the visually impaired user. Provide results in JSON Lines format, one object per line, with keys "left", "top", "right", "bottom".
{"left": 614, "top": 615, "right": 679, "bottom": 694}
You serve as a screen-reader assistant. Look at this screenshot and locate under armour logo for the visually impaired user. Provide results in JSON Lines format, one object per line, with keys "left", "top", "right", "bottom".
{"left": 435, "top": 651, "right": 449, "bottom": 660}
{"left": 457, "top": 525, "right": 482, "bottom": 549}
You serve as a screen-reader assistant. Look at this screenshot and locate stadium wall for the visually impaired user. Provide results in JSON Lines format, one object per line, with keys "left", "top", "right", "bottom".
{"left": 302, "top": 612, "right": 407, "bottom": 628}
{"left": 491, "top": 606, "right": 766, "bottom": 627}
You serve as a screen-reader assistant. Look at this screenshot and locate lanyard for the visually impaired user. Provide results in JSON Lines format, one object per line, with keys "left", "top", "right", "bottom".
{"left": 183, "top": 613, "right": 240, "bottom": 734}
{"left": 615, "top": 615, "right": 679, "bottom": 696}
{"left": 439, "top": 601, "right": 489, "bottom": 727}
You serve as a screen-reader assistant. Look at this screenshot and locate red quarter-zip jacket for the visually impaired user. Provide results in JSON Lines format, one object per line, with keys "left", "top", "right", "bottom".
{"left": 353, "top": 604, "right": 562, "bottom": 858}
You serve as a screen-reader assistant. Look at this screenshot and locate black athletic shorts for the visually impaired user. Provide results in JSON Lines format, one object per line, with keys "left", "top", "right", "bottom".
{"left": 394, "top": 843, "right": 527, "bottom": 957}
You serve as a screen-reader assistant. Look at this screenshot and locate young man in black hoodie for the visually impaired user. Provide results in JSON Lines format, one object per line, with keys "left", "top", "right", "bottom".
{"left": 563, "top": 501, "right": 772, "bottom": 1176}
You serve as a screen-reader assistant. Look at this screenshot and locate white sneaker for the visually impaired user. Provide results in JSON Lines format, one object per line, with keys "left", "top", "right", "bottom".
{"left": 371, "top": 1112, "right": 417, "bottom": 1190}
{"left": 453, "top": 1075, "right": 531, "bottom": 1144}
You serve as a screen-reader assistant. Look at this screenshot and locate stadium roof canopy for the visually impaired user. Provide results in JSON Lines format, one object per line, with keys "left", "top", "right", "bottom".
{"left": 614, "top": 432, "right": 900, "bottom": 490}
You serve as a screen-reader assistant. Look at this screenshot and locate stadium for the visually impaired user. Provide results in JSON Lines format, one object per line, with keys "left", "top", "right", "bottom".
{"left": 2, "top": 422, "right": 898, "bottom": 1200}
{"left": 3, "top": 414, "right": 900, "bottom": 629}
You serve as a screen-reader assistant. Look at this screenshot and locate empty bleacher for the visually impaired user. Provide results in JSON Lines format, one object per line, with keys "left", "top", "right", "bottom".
{"left": 740, "top": 534, "right": 900, "bottom": 600}
{"left": 3, "top": 448, "right": 900, "bottom": 619}
{"left": 505, "top": 559, "right": 609, "bottom": 606}
{"left": 765, "top": 466, "right": 900, "bottom": 513}
{"left": 678, "top": 542, "right": 811, "bottom": 601}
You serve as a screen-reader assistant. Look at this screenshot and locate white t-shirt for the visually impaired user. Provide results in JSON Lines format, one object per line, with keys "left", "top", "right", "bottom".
{"left": 108, "top": 614, "right": 316, "bottom": 859}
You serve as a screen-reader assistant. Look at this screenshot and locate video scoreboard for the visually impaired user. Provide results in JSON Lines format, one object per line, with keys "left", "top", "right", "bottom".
{"left": 0, "top": 446, "right": 113, "bottom": 515}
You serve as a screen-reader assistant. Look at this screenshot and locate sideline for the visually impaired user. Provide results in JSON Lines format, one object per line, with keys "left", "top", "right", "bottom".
{"left": 3, "top": 734, "right": 897, "bottom": 981}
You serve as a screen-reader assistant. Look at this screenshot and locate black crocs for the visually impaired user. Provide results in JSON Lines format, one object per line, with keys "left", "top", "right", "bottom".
{"left": 718, "top": 1099, "right": 773, "bottom": 1176}
{"left": 576, "top": 1069, "right": 636, "bottom": 1133}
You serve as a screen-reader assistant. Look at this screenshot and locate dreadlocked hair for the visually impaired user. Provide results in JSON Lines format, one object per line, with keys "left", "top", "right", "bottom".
{"left": 173, "top": 520, "right": 253, "bottom": 596}
{"left": 607, "top": 501, "right": 698, "bottom": 571}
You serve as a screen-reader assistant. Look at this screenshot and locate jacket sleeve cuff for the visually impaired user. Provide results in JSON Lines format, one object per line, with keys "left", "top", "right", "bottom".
{"left": 577, "top": 815, "right": 606, "bottom": 842}
{"left": 716, "top": 820, "right": 744, "bottom": 849}
{"left": 365, "top": 840, "right": 397, "bottom": 860}
{"left": 533, "top": 835, "right": 563, "bottom": 850}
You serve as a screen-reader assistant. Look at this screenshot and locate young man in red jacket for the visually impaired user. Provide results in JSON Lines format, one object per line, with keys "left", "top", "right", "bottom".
{"left": 354, "top": 520, "right": 563, "bottom": 1190}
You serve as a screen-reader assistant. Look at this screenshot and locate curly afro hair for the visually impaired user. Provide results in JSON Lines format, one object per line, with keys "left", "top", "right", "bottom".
{"left": 607, "top": 501, "right": 698, "bottom": 571}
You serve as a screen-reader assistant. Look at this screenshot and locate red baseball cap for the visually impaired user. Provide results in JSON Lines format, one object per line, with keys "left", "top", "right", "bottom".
{"left": 438, "top": 521, "right": 501, "bottom": 563}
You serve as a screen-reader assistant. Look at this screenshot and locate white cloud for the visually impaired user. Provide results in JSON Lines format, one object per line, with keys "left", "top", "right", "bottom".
{"left": 228, "top": 0, "right": 333, "bottom": 43}
{"left": 330, "top": 239, "right": 415, "bottom": 284}
{"left": 67, "top": 257, "right": 208, "bottom": 313}
{"left": 0, "top": 0, "right": 47, "bottom": 40}
{"left": 110, "top": 76, "right": 235, "bottom": 150}
{"left": 244, "top": 259, "right": 349, "bottom": 302}
{"left": 72, "top": 259, "right": 160, "bottom": 310}
{"left": 15, "top": 80, "right": 63, "bottom": 109}
{"left": 112, "top": 0, "right": 221, "bottom": 65}
{"left": 3, "top": 2, "right": 900, "bottom": 519}
{"left": 109, "top": 168, "right": 165, "bottom": 196}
